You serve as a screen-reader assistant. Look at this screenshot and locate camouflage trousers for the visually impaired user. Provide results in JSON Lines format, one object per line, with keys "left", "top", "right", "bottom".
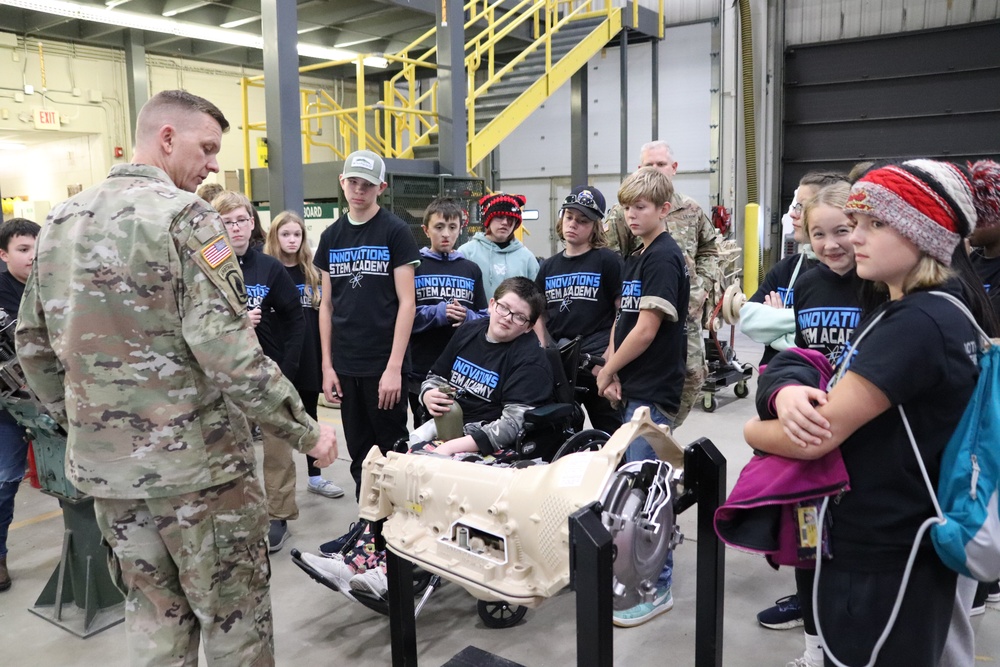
{"left": 673, "top": 319, "right": 708, "bottom": 429}
{"left": 94, "top": 472, "right": 273, "bottom": 667}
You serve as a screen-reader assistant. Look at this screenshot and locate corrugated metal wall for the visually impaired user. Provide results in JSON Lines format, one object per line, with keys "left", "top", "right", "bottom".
{"left": 662, "top": 0, "right": 720, "bottom": 24}
{"left": 785, "top": 0, "right": 1000, "bottom": 45}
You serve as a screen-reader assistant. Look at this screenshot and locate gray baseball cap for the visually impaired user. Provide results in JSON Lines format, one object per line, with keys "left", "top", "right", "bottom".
{"left": 342, "top": 150, "right": 386, "bottom": 185}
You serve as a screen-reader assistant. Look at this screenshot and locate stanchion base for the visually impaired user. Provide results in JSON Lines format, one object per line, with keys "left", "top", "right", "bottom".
{"left": 442, "top": 646, "right": 527, "bottom": 667}
{"left": 28, "top": 602, "right": 124, "bottom": 639}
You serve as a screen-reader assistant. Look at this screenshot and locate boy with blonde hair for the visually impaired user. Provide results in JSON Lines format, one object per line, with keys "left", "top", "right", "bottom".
{"left": 597, "top": 167, "right": 689, "bottom": 627}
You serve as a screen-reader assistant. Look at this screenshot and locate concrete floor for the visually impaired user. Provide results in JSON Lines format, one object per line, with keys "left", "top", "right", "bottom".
{"left": 2, "top": 332, "right": 997, "bottom": 666}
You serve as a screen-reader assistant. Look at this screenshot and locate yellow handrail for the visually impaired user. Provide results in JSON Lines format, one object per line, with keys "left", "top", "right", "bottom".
{"left": 241, "top": 0, "right": 660, "bottom": 176}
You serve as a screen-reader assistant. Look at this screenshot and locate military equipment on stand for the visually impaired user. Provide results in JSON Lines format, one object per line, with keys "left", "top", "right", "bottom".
{"left": 0, "top": 309, "right": 124, "bottom": 638}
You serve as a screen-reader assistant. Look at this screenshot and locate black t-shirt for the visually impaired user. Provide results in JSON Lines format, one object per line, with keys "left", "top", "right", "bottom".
{"left": 313, "top": 208, "right": 421, "bottom": 376}
{"left": 429, "top": 318, "right": 552, "bottom": 424}
{"left": 614, "top": 232, "right": 690, "bottom": 411}
{"left": 536, "top": 247, "right": 623, "bottom": 354}
{"left": 411, "top": 250, "right": 488, "bottom": 380}
{"left": 970, "top": 249, "right": 1000, "bottom": 316}
{"left": 792, "top": 264, "right": 863, "bottom": 364}
{"left": 750, "top": 252, "right": 819, "bottom": 366}
{"left": 285, "top": 264, "right": 322, "bottom": 393}
{"left": 830, "top": 287, "right": 979, "bottom": 569}
{"left": 0, "top": 270, "right": 25, "bottom": 315}
{"left": 238, "top": 247, "right": 304, "bottom": 379}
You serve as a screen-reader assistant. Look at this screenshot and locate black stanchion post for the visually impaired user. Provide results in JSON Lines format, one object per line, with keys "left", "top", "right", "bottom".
{"left": 684, "top": 438, "right": 727, "bottom": 667}
{"left": 376, "top": 520, "right": 418, "bottom": 667}
{"left": 569, "top": 502, "right": 614, "bottom": 667}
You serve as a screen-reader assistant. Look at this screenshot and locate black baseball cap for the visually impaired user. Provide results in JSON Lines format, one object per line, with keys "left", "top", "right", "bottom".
{"left": 561, "top": 185, "right": 606, "bottom": 222}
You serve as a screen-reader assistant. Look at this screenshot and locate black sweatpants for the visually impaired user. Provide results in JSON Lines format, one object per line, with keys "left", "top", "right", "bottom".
{"left": 817, "top": 550, "right": 956, "bottom": 667}
{"left": 338, "top": 374, "right": 409, "bottom": 500}
{"left": 299, "top": 390, "right": 321, "bottom": 477}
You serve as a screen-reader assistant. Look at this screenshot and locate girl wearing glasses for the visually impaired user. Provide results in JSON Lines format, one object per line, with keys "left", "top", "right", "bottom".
{"left": 213, "top": 191, "right": 307, "bottom": 552}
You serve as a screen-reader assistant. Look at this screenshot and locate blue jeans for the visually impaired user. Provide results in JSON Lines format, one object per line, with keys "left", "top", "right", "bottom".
{"left": 0, "top": 410, "right": 29, "bottom": 557}
{"left": 620, "top": 399, "right": 674, "bottom": 591}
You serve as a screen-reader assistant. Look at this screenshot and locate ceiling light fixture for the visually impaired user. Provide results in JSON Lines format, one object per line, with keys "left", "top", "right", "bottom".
{"left": 219, "top": 15, "right": 261, "bottom": 29}
{"left": 2, "top": 0, "right": 388, "bottom": 67}
{"left": 161, "top": 1, "right": 210, "bottom": 18}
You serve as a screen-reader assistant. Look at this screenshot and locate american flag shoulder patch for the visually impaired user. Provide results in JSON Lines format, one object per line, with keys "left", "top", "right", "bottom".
{"left": 201, "top": 235, "right": 233, "bottom": 268}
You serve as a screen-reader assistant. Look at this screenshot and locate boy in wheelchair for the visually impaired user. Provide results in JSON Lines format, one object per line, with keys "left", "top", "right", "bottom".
{"left": 300, "top": 277, "right": 553, "bottom": 597}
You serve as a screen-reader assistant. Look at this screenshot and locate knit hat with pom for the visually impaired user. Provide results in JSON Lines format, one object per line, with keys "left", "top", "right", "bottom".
{"left": 480, "top": 193, "right": 527, "bottom": 230}
{"left": 843, "top": 159, "right": 994, "bottom": 265}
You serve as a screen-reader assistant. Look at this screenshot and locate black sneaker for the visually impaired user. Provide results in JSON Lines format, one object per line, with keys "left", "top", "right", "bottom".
{"left": 757, "top": 594, "right": 804, "bottom": 630}
{"left": 268, "top": 520, "right": 290, "bottom": 553}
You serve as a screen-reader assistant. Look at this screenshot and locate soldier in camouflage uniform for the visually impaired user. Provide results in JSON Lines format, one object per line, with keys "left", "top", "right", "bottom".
{"left": 15, "top": 90, "right": 337, "bottom": 667}
{"left": 604, "top": 141, "right": 720, "bottom": 427}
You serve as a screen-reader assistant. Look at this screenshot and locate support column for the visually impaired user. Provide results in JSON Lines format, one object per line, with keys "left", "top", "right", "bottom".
{"left": 570, "top": 68, "right": 589, "bottom": 187}
{"left": 651, "top": 39, "right": 659, "bottom": 140}
{"left": 437, "top": 0, "right": 467, "bottom": 176}
{"left": 124, "top": 30, "right": 148, "bottom": 149}
{"left": 619, "top": 30, "right": 629, "bottom": 180}
{"left": 261, "top": 0, "right": 304, "bottom": 215}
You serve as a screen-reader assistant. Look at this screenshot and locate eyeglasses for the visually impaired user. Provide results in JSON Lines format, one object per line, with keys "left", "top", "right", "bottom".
{"left": 791, "top": 203, "right": 804, "bottom": 214}
{"left": 493, "top": 301, "right": 531, "bottom": 326}
{"left": 223, "top": 217, "right": 253, "bottom": 228}
{"left": 564, "top": 191, "right": 601, "bottom": 212}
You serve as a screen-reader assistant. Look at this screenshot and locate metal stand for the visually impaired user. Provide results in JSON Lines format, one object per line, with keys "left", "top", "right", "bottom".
{"left": 383, "top": 438, "right": 727, "bottom": 666}
{"left": 28, "top": 495, "right": 125, "bottom": 638}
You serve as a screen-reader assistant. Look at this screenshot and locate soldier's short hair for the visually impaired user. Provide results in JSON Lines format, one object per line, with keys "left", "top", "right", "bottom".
{"left": 137, "top": 90, "right": 230, "bottom": 138}
{"left": 618, "top": 167, "right": 674, "bottom": 208}
{"left": 639, "top": 140, "right": 673, "bottom": 162}
{"left": 211, "top": 191, "right": 253, "bottom": 217}
{"left": 0, "top": 217, "right": 41, "bottom": 250}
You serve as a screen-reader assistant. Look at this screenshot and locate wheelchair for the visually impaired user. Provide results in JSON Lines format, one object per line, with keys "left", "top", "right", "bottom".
{"left": 292, "top": 336, "right": 615, "bottom": 626}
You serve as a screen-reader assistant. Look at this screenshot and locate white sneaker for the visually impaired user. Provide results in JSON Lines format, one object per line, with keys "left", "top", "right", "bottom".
{"left": 307, "top": 478, "right": 345, "bottom": 498}
{"left": 350, "top": 568, "right": 388, "bottom": 598}
{"left": 301, "top": 552, "right": 356, "bottom": 592}
{"left": 786, "top": 655, "right": 822, "bottom": 667}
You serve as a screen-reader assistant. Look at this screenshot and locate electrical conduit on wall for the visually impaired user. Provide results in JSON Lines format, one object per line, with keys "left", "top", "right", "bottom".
{"left": 738, "top": 0, "right": 760, "bottom": 296}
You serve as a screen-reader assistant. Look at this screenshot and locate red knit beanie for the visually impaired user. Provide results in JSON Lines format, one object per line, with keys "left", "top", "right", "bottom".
{"left": 480, "top": 193, "right": 526, "bottom": 230}
{"left": 844, "top": 159, "right": 983, "bottom": 265}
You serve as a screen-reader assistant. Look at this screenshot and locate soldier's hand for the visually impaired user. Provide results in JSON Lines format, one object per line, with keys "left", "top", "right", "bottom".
{"left": 248, "top": 308, "right": 262, "bottom": 327}
{"left": 307, "top": 424, "right": 338, "bottom": 467}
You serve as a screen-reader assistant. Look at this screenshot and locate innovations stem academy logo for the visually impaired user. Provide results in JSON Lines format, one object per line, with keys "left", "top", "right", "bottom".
{"left": 328, "top": 246, "right": 391, "bottom": 288}
{"left": 449, "top": 356, "right": 500, "bottom": 402}
{"left": 544, "top": 272, "right": 601, "bottom": 313}
{"left": 416, "top": 275, "right": 477, "bottom": 302}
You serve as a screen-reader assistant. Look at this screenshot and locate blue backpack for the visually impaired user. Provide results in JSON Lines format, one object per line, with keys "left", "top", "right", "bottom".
{"left": 922, "top": 291, "right": 1000, "bottom": 581}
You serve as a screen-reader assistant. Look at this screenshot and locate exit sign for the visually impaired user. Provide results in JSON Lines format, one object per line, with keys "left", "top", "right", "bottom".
{"left": 33, "top": 108, "right": 60, "bottom": 130}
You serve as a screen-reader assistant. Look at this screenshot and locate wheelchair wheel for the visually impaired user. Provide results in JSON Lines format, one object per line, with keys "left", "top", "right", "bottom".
{"left": 478, "top": 599, "right": 528, "bottom": 628}
{"left": 550, "top": 429, "right": 610, "bottom": 462}
{"left": 734, "top": 381, "right": 749, "bottom": 399}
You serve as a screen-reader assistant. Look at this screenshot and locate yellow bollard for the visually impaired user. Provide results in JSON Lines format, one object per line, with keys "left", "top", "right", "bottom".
{"left": 743, "top": 203, "right": 760, "bottom": 297}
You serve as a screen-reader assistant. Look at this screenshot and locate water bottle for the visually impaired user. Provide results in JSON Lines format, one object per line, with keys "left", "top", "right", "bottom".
{"left": 434, "top": 385, "right": 465, "bottom": 441}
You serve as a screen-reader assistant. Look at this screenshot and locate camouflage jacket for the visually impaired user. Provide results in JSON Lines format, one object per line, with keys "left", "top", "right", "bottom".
{"left": 15, "top": 164, "right": 319, "bottom": 499}
{"left": 604, "top": 190, "right": 720, "bottom": 323}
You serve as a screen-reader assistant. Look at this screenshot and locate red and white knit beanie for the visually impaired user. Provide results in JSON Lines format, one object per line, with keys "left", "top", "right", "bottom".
{"left": 844, "top": 159, "right": 982, "bottom": 265}
{"left": 480, "top": 192, "right": 527, "bottom": 230}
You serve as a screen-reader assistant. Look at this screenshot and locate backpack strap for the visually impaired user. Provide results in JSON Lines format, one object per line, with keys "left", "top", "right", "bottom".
{"left": 812, "top": 292, "right": 981, "bottom": 667}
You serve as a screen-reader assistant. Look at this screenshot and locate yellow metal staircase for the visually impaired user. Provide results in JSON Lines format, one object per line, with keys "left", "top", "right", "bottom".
{"left": 241, "top": 0, "right": 647, "bottom": 186}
